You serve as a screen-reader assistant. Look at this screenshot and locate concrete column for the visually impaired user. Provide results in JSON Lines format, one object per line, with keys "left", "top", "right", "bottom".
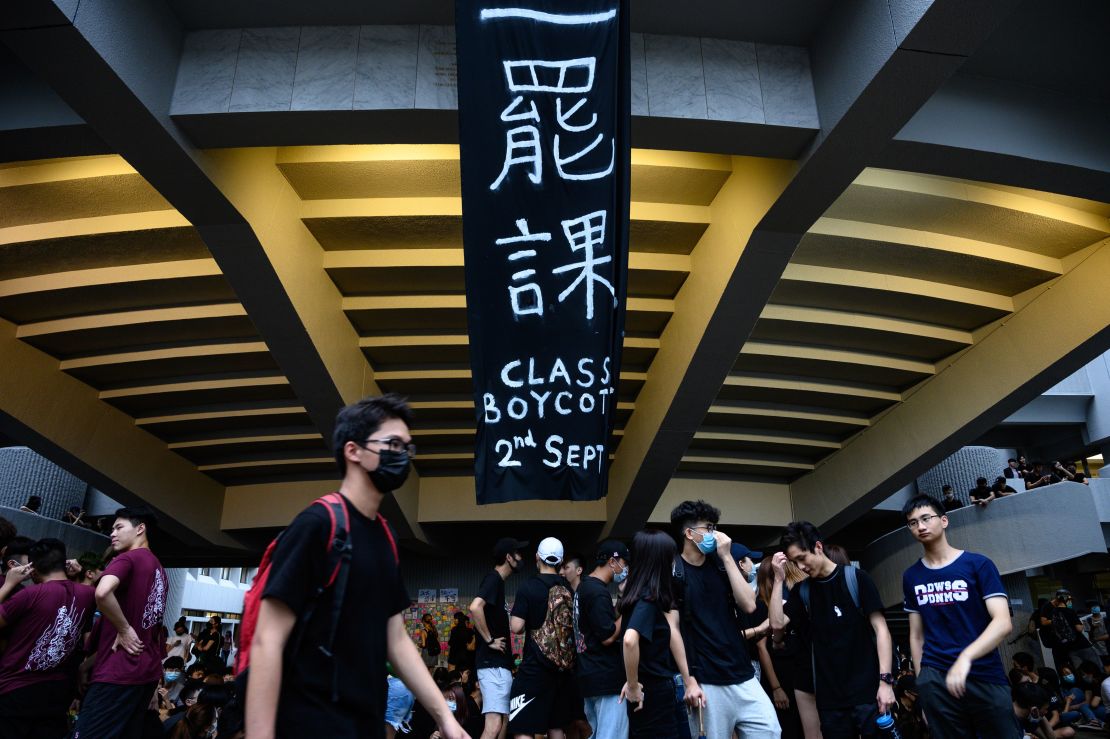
{"left": 915, "top": 446, "right": 1010, "bottom": 505}
{"left": 998, "top": 572, "right": 1049, "bottom": 670}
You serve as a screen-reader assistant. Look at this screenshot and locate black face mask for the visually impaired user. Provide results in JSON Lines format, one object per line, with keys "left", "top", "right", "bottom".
{"left": 369, "top": 449, "right": 411, "bottom": 493}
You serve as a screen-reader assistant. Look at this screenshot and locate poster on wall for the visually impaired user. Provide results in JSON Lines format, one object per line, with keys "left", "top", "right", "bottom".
{"left": 417, "top": 589, "right": 438, "bottom": 603}
{"left": 439, "top": 588, "right": 459, "bottom": 604}
{"left": 455, "top": 1, "right": 632, "bottom": 504}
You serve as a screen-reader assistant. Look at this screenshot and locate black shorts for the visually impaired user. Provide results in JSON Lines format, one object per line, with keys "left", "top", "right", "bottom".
{"left": 507, "top": 660, "right": 575, "bottom": 734}
{"left": 73, "top": 681, "right": 157, "bottom": 739}
{"left": 0, "top": 680, "right": 74, "bottom": 739}
{"left": 628, "top": 678, "right": 678, "bottom": 738}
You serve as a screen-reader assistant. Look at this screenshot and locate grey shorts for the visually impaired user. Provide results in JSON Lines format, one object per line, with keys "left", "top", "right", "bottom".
{"left": 478, "top": 666, "right": 513, "bottom": 715}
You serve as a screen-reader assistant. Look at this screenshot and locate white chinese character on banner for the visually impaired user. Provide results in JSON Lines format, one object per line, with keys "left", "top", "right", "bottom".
{"left": 496, "top": 218, "right": 552, "bottom": 316}
{"left": 552, "top": 210, "right": 615, "bottom": 320}
{"left": 490, "top": 57, "right": 614, "bottom": 189}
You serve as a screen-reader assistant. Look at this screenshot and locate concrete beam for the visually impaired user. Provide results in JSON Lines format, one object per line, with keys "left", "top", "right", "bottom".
{"left": 0, "top": 316, "right": 238, "bottom": 549}
{"left": 792, "top": 238, "right": 1110, "bottom": 534}
{"left": 0, "top": 0, "right": 422, "bottom": 539}
{"left": 603, "top": 0, "right": 1021, "bottom": 537}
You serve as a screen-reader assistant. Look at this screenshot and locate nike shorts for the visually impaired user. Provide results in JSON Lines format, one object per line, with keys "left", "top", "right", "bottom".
{"left": 508, "top": 660, "right": 574, "bottom": 734}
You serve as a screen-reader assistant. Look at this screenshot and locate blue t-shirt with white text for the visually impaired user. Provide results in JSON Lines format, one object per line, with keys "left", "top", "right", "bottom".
{"left": 902, "top": 550, "right": 1008, "bottom": 686}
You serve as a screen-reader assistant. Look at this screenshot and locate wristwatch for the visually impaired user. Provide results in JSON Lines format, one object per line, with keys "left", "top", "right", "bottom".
{"left": 879, "top": 672, "right": 894, "bottom": 685}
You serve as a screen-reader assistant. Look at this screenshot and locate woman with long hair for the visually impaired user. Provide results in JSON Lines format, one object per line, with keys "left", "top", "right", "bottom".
{"left": 756, "top": 560, "right": 803, "bottom": 738}
{"left": 766, "top": 557, "right": 822, "bottom": 739}
{"left": 420, "top": 613, "right": 441, "bottom": 668}
{"left": 618, "top": 529, "right": 698, "bottom": 738}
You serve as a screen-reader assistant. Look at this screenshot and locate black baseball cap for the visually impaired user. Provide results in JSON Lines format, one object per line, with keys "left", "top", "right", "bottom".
{"left": 596, "top": 539, "right": 629, "bottom": 563}
{"left": 494, "top": 537, "right": 529, "bottom": 558}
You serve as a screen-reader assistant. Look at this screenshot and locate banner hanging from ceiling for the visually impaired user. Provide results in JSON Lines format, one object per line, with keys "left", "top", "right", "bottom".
{"left": 455, "top": 0, "right": 631, "bottom": 504}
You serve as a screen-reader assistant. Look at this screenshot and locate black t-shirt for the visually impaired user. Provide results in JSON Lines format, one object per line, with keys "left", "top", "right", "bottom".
{"left": 784, "top": 565, "right": 885, "bottom": 710}
{"left": 1039, "top": 603, "right": 1091, "bottom": 651}
{"left": 942, "top": 497, "right": 962, "bottom": 512}
{"left": 510, "top": 573, "right": 564, "bottom": 669}
{"left": 740, "top": 599, "right": 768, "bottom": 655}
{"left": 969, "top": 486, "right": 992, "bottom": 502}
{"left": 475, "top": 572, "right": 512, "bottom": 670}
{"left": 676, "top": 556, "right": 754, "bottom": 685}
{"left": 262, "top": 498, "right": 408, "bottom": 727}
{"left": 623, "top": 598, "right": 672, "bottom": 682}
{"left": 573, "top": 575, "right": 622, "bottom": 697}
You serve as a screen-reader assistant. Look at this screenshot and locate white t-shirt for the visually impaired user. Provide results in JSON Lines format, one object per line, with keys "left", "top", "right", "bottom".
{"left": 166, "top": 631, "right": 194, "bottom": 661}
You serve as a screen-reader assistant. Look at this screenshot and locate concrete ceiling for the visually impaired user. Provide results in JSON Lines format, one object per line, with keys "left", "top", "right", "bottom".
{"left": 163, "top": 0, "right": 838, "bottom": 46}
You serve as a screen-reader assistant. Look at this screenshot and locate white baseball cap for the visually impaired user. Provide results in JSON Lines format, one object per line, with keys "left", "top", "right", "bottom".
{"left": 537, "top": 537, "right": 564, "bottom": 566}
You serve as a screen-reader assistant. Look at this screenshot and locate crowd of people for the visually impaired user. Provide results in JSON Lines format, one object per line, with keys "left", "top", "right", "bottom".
{"left": 0, "top": 393, "right": 1107, "bottom": 739}
{"left": 0, "top": 506, "right": 246, "bottom": 738}
{"left": 936, "top": 455, "right": 1091, "bottom": 513}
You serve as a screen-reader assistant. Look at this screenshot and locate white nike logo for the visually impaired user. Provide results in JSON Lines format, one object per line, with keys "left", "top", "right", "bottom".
{"left": 509, "top": 694, "right": 535, "bottom": 721}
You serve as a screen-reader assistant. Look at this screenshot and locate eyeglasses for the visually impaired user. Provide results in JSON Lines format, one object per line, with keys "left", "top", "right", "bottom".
{"left": 906, "top": 513, "right": 940, "bottom": 529}
{"left": 362, "top": 437, "right": 417, "bottom": 457}
{"left": 688, "top": 524, "right": 717, "bottom": 534}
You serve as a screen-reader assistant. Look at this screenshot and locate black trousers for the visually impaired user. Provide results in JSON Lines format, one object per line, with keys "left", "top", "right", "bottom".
{"left": 817, "top": 702, "right": 880, "bottom": 739}
{"left": 628, "top": 678, "right": 678, "bottom": 738}
{"left": 0, "top": 680, "right": 74, "bottom": 739}
{"left": 73, "top": 681, "right": 157, "bottom": 739}
{"left": 916, "top": 665, "right": 1016, "bottom": 739}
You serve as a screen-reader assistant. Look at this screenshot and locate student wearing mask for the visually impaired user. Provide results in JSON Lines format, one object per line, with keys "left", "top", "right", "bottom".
{"left": 573, "top": 540, "right": 630, "bottom": 739}
{"left": 670, "top": 500, "right": 780, "bottom": 738}
{"left": 245, "top": 395, "right": 465, "bottom": 739}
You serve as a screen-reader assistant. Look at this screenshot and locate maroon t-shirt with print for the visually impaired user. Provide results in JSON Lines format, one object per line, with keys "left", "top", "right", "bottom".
{"left": 0, "top": 580, "right": 95, "bottom": 695}
{"left": 90, "top": 548, "right": 167, "bottom": 685}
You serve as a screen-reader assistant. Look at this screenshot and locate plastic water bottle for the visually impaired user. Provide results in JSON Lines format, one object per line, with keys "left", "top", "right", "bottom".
{"left": 876, "top": 713, "right": 902, "bottom": 738}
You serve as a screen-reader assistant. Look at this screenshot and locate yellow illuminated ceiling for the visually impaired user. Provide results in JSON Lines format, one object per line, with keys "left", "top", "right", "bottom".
{"left": 1, "top": 149, "right": 1107, "bottom": 539}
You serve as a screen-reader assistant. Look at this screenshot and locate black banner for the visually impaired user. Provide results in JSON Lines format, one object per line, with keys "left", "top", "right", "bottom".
{"left": 455, "top": 1, "right": 631, "bottom": 504}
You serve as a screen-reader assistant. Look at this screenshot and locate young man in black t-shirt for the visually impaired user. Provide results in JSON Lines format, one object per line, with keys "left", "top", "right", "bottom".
{"left": 769, "top": 521, "right": 894, "bottom": 739}
{"left": 573, "top": 540, "right": 629, "bottom": 739}
{"left": 245, "top": 395, "right": 465, "bottom": 739}
{"left": 670, "top": 500, "right": 780, "bottom": 738}
{"left": 469, "top": 536, "right": 527, "bottom": 739}
{"left": 508, "top": 537, "right": 575, "bottom": 739}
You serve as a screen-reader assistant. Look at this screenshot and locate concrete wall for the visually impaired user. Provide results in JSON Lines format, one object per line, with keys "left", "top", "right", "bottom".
{"left": 0, "top": 447, "right": 88, "bottom": 518}
{"left": 0, "top": 504, "right": 108, "bottom": 557}
{"left": 171, "top": 27, "right": 818, "bottom": 126}
{"left": 863, "top": 481, "right": 1109, "bottom": 608}
{"left": 914, "top": 445, "right": 1011, "bottom": 506}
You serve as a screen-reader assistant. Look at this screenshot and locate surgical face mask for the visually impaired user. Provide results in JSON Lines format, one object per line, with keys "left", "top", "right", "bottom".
{"left": 1093, "top": 606, "right": 1102, "bottom": 615}
{"left": 369, "top": 449, "right": 411, "bottom": 493}
{"left": 695, "top": 530, "right": 717, "bottom": 555}
{"left": 164, "top": 671, "right": 181, "bottom": 683}
{"left": 1067, "top": 600, "right": 1075, "bottom": 609}
{"left": 446, "top": 699, "right": 458, "bottom": 713}
{"left": 613, "top": 562, "right": 628, "bottom": 584}
{"left": 1063, "top": 673, "right": 1075, "bottom": 684}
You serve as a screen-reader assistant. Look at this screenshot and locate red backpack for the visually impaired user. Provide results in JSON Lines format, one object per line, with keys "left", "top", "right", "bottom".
{"left": 236, "top": 493, "right": 399, "bottom": 693}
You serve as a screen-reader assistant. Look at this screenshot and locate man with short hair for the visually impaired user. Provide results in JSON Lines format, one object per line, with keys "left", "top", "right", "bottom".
{"left": 75, "top": 507, "right": 168, "bottom": 738}
{"left": 0, "top": 538, "right": 95, "bottom": 737}
{"left": 573, "top": 540, "right": 629, "bottom": 739}
{"left": 1004, "top": 459, "right": 1020, "bottom": 479}
{"left": 969, "top": 477, "right": 995, "bottom": 507}
{"left": 770, "top": 521, "right": 894, "bottom": 739}
{"left": 508, "top": 537, "right": 576, "bottom": 739}
{"left": 560, "top": 553, "right": 584, "bottom": 593}
{"left": 940, "top": 486, "right": 962, "bottom": 513}
{"left": 900, "top": 494, "right": 1013, "bottom": 737}
{"left": 1024, "top": 461, "right": 1057, "bottom": 490}
{"left": 1011, "top": 682, "right": 1054, "bottom": 738}
{"left": 671, "top": 500, "right": 780, "bottom": 738}
{"left": 245, "top": 394, "right": 465, "bottom": 739}
{"left": 470, "top": 536, "right": 527, "bottom": 739}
